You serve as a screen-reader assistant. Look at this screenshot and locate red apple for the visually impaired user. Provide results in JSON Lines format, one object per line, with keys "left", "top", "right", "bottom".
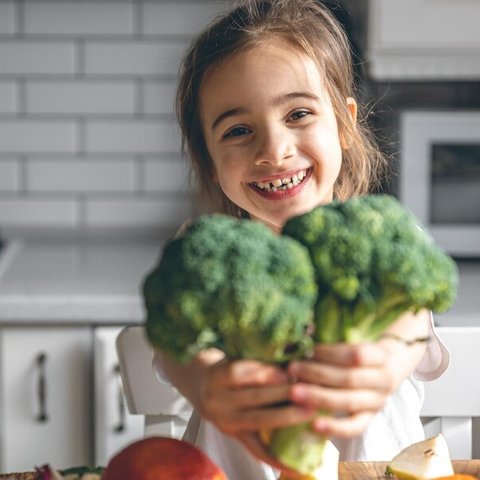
{"left": 102, "top": 437, "right": 227, "bottom": 480}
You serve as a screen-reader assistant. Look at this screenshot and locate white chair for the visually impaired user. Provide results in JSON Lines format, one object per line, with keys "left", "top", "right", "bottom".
{"left": 115, "top": 326, "right": 192, "bottom": 438}
{"left": 116, "top": 325, "right": 480, "bottom": 459}
{"left": 420, "top": 326, "right": 480, "bottom": 460}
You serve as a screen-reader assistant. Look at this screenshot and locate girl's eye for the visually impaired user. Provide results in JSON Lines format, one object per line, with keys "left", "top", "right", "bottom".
{"left": 289, "top": 110, "right": 311, "bottom": 121}
{"left": 223, "top": 126, "right": 251, "bottom": 139}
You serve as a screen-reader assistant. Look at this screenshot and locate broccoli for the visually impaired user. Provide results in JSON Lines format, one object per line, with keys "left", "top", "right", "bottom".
{"left": 267, "top": 194, "right": 458, "bottom": 474}
{"left": 144, "top": 214, "right": 317, "bottom": 364}
{"left": 282, "top": 194, "right": 458, "bottom": 343}
{"left": 143, "top": 197, "right": 458, "bottom": 479}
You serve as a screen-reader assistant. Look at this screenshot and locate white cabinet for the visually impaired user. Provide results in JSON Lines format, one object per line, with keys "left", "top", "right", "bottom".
{"left": 0, "top": 327, "right": 92, "bottom": 472}
{"left": 93, "top": 327, "right": 144, "bottom": 467}
{"left": 367, "top": 0, "right": 480, "bottom": 80}
{"left": 0, "top": 325, "right": 145, "bottom": 473}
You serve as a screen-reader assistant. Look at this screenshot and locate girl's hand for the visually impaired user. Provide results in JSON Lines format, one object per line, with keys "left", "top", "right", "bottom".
{"left": 193, "top": 357, "right": 318, "bottom": 477}
{"left": 158, "top": 349, "right": 316, "bottom": 472}
{"left": 195, "top": 357, "right": 316, "bottom": 434}
{"left": 286, "top": 310, "right": 430, "bottom": 438}
{"left": 286, "top": 339, "right": 417, "bottom": 438}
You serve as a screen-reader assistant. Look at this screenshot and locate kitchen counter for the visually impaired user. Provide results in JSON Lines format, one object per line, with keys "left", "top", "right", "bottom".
{"left": 0, "top": 239, "right": 163, "bottom": 324}
{"left": 0, "top": 238, "right": 478, "bottom": 326}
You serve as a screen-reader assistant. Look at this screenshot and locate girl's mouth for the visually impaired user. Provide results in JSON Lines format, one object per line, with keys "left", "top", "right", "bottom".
{"left": 249, "top": 167, "right": 312, "bottom": 197}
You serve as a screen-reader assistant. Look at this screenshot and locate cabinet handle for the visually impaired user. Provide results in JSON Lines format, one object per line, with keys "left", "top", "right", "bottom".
{"left": 113, "top": 364, "right": 125, "bottom": 433}
{"left": 36, "top": 352, "right": 48, "bottom": 423}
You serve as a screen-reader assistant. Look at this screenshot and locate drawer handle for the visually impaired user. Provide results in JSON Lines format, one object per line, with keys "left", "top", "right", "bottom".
{"left": 113, "top": 364, "right": 125, "bottom": 433}
{"left": 36, "top": 352, "right": 48, "bottom": 423}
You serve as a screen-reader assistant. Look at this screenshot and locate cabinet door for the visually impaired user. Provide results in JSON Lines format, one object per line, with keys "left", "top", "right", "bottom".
{"left": 93, "top": 327, "right": 143, "bottom": 467}
{"left": 0, "top": 327, "right": 92, "bottom": 472}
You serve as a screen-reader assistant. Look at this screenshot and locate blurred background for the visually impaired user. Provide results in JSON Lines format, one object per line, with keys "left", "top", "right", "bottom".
{"left": 0, "top": 0, "right": 478, "bottom": 474}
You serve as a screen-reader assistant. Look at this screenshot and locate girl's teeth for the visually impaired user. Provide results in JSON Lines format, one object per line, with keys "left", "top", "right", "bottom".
{"left": 253, "top": 169, "right": 308, "bottom": 192}
{"left": 272, "top": 178, "right": 283, "bottom": 187}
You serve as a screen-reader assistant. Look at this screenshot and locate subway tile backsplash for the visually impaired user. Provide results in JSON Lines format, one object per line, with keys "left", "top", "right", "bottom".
{"left": 0, "top": 0, "right": 223, "bottom": 238}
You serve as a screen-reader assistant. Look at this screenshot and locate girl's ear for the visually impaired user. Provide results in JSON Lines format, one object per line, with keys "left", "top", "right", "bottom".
{"left": 341, "top": 97, "right": 358, "bottom": 149}
{"left": 346, "top": 97, "right": 357, "bottom": 123}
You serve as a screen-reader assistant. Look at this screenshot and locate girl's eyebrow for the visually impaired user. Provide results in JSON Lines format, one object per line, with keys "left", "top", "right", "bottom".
{"left": 210, "top": 91, "right": 321, "bottom": 132}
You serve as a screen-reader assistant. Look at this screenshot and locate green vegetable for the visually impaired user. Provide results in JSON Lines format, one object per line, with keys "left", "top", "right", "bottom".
{"left": 143, "top": 196, "right": 458, "bottom": 477}
{"left": 144, "top": 214, "right": 317, "bottom": 363}
{"left": 283, "top": 195, "right": 458, "bottom": 343}
{"left": 269, "top": 194, "right": 458, "bottom": 474}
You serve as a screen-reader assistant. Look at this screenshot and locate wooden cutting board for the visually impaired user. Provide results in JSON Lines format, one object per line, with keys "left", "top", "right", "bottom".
{"left": 339, "top": 460, "right": 480, "bottom": 479}
{"left": 1, "top": 461, "right": 479, "bottom": 479}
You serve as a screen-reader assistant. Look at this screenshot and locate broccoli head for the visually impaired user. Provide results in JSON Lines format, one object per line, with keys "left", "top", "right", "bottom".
{"left": 144, "top": 214, "right": 317, "bottom": 364}
{"left": 282, "top": 194, "right": 458, "bottom": 344}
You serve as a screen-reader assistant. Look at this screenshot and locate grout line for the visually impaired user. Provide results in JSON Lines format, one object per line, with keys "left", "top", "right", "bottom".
{"left": 15, "top": 0, "right": 25, "bottom": 38}
{"left": 133, "top": 0, "right": 144, "bottom": 38}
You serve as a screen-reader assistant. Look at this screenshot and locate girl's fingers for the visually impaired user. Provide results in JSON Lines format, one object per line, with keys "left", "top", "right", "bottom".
{"left": 312, "top": 411, "right": 375, "bottom": 438}
{"left": 288, "top": 361, "right": 394, "bottom": 392}
{"left": 211, "top": 359, "right": 288, "bottom": 388}
{"left": 310, "top": 342, "right": 387, "bottom": 367}
{"left": 289, "top": 383, "right": 385, "bottom": 413}
{"left": 218, "top": 403, "right": 317, "bottom": 432}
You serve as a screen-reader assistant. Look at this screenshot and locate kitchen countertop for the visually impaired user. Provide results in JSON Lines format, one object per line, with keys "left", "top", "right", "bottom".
{"left": 0, "top": 238, "right": 478, "bottom": 326}
{"left": 0, "top": 239, "right": 163, "bottom": 324}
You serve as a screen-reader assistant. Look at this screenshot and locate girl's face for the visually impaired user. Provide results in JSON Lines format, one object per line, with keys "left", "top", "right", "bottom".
{"left": 199, "top": 39, "right": 356, "bottom": 232}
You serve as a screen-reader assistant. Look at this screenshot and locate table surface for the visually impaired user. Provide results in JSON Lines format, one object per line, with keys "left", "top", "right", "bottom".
{"left": 1, "top": 460, "right": 479, "bottom": 479}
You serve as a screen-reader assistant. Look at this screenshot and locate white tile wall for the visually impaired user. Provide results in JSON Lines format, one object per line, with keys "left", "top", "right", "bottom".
{"left": 0, "top": 2, "right": 16, "bottom": 36}
{"left": 0, "top": 42, "right": 76, "bottom": 75}
{"left": 26, "top": 81, "right": 136, "bottom": 115}
{"left": 0, "top": 160, "right": 19, "bottom": 192}
{"left": 0, "top": 82, "right": 16, "bottom": 114}
{"left": 0, "top": 0, "right": 224, "bottom": 236}
{"left": 24, "top": 2, "right": 134, "bottom": 36}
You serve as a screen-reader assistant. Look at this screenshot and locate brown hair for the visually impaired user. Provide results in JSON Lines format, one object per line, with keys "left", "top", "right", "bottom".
{"left": 176, "top": 0, "right": 387, "bottom": 217}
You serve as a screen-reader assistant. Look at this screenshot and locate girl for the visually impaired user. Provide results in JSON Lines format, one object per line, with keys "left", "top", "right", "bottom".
{"left": 153, "top": 1, "right": 449, "bottom": 478}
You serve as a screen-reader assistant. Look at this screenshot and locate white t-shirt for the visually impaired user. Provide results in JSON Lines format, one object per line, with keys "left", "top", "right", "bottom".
{"left": 152, "top": 316, "right": 449, "bottom": 480}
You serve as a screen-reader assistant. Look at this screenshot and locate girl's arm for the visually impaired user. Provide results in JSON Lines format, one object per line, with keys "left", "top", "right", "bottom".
{"left": 286, "top": 309, "right": 431, "bottom": 438}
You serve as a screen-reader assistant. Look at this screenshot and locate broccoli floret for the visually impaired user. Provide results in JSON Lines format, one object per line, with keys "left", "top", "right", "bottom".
{"left": 283, "top": 195, "right": 458, "bottom": 343}
{"left": 144, "top": 214, "right": 317, "bottom": 364}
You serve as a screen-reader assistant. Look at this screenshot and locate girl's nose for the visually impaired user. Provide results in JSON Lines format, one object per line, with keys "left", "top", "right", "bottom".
{"left": 254, "top": 128, "right": 295, "bottom": 166}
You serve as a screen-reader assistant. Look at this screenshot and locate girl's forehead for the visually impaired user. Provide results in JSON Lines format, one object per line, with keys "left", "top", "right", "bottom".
{"left": 200, "top": 38, "right": 328, "bottom": 97}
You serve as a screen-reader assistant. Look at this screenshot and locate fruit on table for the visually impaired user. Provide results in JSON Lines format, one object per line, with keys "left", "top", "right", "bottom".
{"left": 278, "top": 440, "right": 339, "bottom": 480}
{"left": 102, "top": 437, "right": 227, "bottom": 480}
{"left": 388, "top": 434, "right": 454, "bottom": 480}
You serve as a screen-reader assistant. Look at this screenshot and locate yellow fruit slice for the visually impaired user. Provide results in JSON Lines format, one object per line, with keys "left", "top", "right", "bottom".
{"left": 279, "top": 440, "right": 339, "bottom": 480}
{"left": 389, "top": 434, "right": 454, "bottom": 480}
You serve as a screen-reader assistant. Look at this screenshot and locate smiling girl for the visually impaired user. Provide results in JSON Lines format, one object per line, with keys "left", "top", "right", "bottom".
{"left": 153, "top": 1, "right": 449, "bottom": 479}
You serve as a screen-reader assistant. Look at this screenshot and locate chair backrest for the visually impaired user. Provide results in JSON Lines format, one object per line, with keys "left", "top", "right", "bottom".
{"left": 116, "top": 326, "right": 192, "bottom": 437}
{"left": 116, "top": 325, "right": 479, "bottom": 457}
{"left": 420, "top": 326, "right": 480, "bottom": 459}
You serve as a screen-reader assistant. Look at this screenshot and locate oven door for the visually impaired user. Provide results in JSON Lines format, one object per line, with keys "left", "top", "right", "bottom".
{"left": 400, "top": 111, "right": 480, "bottom": 257}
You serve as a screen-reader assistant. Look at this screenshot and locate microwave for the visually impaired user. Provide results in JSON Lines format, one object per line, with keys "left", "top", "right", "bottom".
{"left": 400, "top": 111, "right": 480, "bottom": 258}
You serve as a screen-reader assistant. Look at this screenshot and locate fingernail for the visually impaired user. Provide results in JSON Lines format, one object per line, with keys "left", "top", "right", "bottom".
{"left": 290, "top": 384, "right": 307, "bottom": 402}
{"left": 313, "top": 418, "right": 330, "bottom": 433}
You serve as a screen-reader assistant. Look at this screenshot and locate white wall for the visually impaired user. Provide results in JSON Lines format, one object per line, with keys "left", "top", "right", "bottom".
{"left": 0, "top": 0, "right": 224, "bottom": 237}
